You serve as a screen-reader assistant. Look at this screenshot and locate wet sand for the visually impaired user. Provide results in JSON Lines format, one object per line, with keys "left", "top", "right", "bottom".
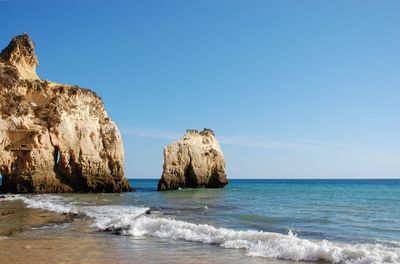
{"left": 0, "top": 234, "right": 302, "bottom": 264}
{"left": 0, "top": 198, "right": 75, "bottom": 237}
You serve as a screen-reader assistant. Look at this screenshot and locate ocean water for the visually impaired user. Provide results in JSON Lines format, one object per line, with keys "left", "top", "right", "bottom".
{"left": 1, "top": 179, "right": 400, "bottom": 263}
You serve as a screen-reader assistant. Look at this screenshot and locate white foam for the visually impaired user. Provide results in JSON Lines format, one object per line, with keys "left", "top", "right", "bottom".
{"left": 3, "top": 194, "right": 78, "bottom": 214}
{"left": 111, "top": 216, "right": 399, "bottom": 264}
{"left": 2, "top": 194, "right": 399, "bottom": 264}
{"left": 85, "top": 205, "right": 150, "bottom": 232}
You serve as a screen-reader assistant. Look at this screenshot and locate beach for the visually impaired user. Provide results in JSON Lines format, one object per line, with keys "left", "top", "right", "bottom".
{"left": 0, "top": 179, "right": 399, "bottom": 264}
{"left": 0, "top": 196, "right": 293, "bottom": 264}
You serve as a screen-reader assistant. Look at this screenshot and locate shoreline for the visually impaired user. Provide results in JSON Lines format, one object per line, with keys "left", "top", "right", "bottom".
{"left": 0, "top": 198, "right": 294, "bottom": 264}
{"left": 1, "top": 181, "right": 399, "bottom": 264}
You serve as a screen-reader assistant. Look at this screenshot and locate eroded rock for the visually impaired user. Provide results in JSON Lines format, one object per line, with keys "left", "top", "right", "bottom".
{"left": 0, "top": 33, "right": 39, "bottom": 80}
{"left": 0, "top": 33, "right": 132, "bottom": 193}
{"left": 158, "top": 129, "right": 228, "bottom": 191}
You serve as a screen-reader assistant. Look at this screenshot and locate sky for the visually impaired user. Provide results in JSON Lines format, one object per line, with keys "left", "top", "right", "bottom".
{"left": 1, "top": 0, "right": 399, "bottom": 179}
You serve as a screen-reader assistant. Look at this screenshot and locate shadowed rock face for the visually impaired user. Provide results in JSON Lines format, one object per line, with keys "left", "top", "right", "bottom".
{"left": 0, "top": 33, "right": 132, "bottom": 193}
{"left": 158, "top": 129, "right": 228, "bottom": 191}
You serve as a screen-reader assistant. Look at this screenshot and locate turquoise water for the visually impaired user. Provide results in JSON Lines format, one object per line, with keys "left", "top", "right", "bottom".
{"left": 129, "top": 179, "right": 400, "bottom": 245}
{"left": 2, "top": 179, "right": 400, "bottom": 263}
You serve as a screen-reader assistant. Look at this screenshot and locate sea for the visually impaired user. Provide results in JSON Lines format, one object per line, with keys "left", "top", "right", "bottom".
{"left": 1, "top": 179, "right": 399, "bottom": 264}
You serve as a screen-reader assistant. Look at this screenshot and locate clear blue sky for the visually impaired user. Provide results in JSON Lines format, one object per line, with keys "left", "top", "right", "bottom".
{"left": 1, "top": 0, "right": 399, "bottom": 179}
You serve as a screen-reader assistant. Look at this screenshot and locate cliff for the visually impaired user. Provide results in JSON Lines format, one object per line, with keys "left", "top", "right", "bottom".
{"left": 0, "top": 33, "right": 132, "bottom": 193}
{"left": 158, "top": 129, "right": 228, "bottom": 191}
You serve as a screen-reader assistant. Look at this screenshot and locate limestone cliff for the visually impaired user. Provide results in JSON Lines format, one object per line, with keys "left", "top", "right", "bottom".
{"left": 158, "top": 129, "right": 228, "bottom": 191}
{"left": 0, "top": 33, "right": 132, "bottom": 193}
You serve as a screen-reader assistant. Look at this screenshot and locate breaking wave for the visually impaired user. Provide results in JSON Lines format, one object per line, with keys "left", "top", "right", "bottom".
{"left": 3, "top": 195, "right": 400, "bottom": 264}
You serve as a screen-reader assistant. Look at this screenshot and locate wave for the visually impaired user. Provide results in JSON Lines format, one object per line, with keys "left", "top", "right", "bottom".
{"left": 3, "top": 194, "right": 400, "bottom": 264}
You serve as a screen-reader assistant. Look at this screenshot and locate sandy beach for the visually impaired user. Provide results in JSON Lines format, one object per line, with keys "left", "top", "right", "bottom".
{"left": 1, "top": 180, "right": 399, "bottom": 264}
{"left": 0, "top": 198, "right": 299, "bottom": 264}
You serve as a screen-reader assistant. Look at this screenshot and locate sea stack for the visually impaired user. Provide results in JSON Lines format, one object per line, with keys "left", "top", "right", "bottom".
{"left": 158, "top": 129, "right": 228, "bottom": 191}
{"left": 0, "top": 33, "right": 132, "bottom": 193}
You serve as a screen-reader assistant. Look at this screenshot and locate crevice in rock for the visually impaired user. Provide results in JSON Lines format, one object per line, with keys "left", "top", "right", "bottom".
{"left": 53, "top": 147, "right": 60, "bottom": 168}
{"left": 207, "top": 167, "right": 223, "bottom": 188}
{"left": 48, "top": 129, "right": 76, "bottom": 192}
{"left": 184, "top": 157, "right": 199, "bottom": 188}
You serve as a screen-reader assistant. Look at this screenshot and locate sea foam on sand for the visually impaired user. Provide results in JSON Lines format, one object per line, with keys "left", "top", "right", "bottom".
{"left": 4, "top": 194, "right": 400, "bottom": 264}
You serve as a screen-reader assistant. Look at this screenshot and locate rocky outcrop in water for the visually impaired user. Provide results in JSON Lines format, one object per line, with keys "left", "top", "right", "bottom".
{"left": 158, "top": 129, "right": 228, "bottom": 191}
{"left": 0, "top": 33, "right": 132, "bottom": 193}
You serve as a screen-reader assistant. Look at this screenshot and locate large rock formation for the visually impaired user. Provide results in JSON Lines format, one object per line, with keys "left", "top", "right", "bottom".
{"left": 0, "top": 33, "right": 132, "bottom": 193}
{"left": 158, "top": 129, "right": 228, "bottom": 191}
